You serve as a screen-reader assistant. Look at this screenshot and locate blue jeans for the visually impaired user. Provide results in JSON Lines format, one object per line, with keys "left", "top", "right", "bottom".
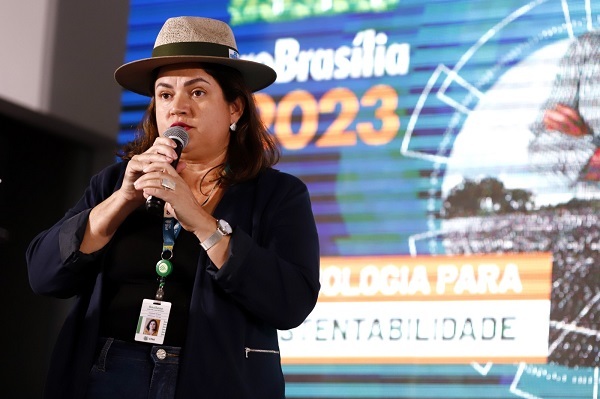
{"left": 85, "top": 338, "right": 181, "bottom": 399}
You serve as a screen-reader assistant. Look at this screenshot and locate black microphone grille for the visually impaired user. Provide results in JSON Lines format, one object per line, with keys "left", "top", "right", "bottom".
{"left": 163, "top": 126, "right": 189, "bottom": 149}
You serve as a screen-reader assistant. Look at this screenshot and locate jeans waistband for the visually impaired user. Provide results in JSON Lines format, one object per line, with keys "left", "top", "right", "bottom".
{"left": 96, "top": 337, "right": 182, "bottom": 368}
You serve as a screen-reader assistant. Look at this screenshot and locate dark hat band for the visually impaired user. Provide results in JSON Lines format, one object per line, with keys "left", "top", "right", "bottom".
{"left": 152, "top": 42, "right": 240, "bottom": 59}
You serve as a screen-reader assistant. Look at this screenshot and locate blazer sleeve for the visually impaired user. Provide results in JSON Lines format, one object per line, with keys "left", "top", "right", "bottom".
{"left": 26, "top": 162, "right": 126, "bottom": 298}
{"left": 210, "top": 170, "right": 321, "bottom": 330}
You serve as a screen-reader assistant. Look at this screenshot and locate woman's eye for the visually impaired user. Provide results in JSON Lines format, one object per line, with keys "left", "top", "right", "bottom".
{"left": 192, "top": 89, "right": 204, "bottom": 97}
{"left": 159, "top": 92, "right": 171, "bottom": 100}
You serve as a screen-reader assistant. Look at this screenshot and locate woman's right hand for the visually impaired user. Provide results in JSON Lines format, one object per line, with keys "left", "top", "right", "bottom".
{"left": 80, "top": 136, "right": 183, "bottom": 253}
{"left": 120, "top": 136, "right": 182, "bottom": 203}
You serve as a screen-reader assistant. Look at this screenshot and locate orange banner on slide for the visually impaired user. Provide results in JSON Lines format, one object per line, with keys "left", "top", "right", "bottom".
{"left": 318, "top": 252, "right": 553, "bottom": 302}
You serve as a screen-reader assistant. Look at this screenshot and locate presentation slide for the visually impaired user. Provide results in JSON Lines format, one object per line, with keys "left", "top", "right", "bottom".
{"left": 119, "top": 0, "right": 600, "bottom": 397}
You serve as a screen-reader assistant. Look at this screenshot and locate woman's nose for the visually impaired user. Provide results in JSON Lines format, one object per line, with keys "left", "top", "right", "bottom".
{"left": 170, "top": 94, "right": 189, "bottom": 115}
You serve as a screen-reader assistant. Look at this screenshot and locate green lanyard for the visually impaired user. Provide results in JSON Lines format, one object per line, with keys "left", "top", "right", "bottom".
{"left": 155, "top": 217, "right": 181, "bottom": 300}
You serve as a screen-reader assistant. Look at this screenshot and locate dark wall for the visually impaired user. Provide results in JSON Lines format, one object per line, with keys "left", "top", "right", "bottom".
{"left": 0, "top": 3, "right": 127, "bottom": 396}
{"left": 0, "top": 101, "right": 116, "bottom": 398}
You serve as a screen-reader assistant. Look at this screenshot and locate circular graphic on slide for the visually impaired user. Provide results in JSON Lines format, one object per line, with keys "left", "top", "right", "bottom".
{"left": 398, "top": 1, "right": 600, "bottom": 395}
{"left": 439, "top": 30, "right": 600, "bottom": 369}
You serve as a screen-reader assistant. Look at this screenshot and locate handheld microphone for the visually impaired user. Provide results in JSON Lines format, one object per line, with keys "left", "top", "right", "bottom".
{"left": 145, "top": 126, "right": 190, "bottom": 215}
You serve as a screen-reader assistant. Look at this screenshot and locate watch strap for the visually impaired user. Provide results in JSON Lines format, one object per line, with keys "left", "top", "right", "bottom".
{"left": 200, "top": 232, "right": 221, "bottom": 251}
{"left": 200, "top": 220, "right": 230, "bottom": 251}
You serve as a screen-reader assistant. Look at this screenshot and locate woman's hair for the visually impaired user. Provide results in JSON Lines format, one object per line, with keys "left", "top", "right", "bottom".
{"left": 118, "top": 63, "right": 280, "bottom": 185}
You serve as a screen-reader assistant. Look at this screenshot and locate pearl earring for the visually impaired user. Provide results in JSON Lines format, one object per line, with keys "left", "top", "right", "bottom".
{"left": 229, "top": 122, "right": 237, "bottom": 131}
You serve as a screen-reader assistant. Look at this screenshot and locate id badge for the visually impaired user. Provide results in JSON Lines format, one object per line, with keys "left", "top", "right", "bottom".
{"left": 134, "top": 299, "right": 171, "bottom": 344}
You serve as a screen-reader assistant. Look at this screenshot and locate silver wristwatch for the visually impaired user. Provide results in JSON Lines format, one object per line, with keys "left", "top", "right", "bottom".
{"left": 200, "top": 219, "right": 232, "bottom": 251}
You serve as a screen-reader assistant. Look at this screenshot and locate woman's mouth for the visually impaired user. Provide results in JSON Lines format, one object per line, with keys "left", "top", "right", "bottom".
{"left": 171, "top": 122, "right": 191, "bottom": 130}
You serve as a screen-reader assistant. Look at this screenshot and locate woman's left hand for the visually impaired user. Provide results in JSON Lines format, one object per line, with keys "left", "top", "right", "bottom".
{"left": 134, "top": 162, "right": 211, "bottom": 230}
{"left": 134, "top": 162, "right": 231, "bottom": 268}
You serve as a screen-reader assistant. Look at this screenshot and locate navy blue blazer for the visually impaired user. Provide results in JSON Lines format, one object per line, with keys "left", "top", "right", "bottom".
{"left": 26, "top": 161, "right": 320, "bottom": 399}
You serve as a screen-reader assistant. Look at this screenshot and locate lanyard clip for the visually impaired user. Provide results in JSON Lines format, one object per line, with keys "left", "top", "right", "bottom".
{"left": 155, "top": 278, "right": 165, "bottom": 301}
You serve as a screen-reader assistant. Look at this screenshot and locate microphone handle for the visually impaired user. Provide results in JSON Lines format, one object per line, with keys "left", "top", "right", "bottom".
{"left": 145, "top": 196, "right": 166, "bottom": 216}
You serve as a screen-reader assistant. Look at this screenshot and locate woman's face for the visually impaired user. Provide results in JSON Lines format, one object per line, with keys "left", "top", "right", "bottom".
{"left": 154, "top": 64, "right": 242, "bottom": 161}
{"left": 149, "top": 320, "right": 157, "bottom": 329}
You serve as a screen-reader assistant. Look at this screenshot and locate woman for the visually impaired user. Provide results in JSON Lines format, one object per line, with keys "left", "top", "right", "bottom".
{"left": 26, "top": 16, "right": 320, "bottom": 399}
{"left": 144, "top": 319, "right": 159, "bottom": 336}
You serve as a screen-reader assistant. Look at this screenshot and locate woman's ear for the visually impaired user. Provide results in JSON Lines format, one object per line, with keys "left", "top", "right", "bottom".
{"left": 230, "top": 97, "right": 244, "bottom": 124}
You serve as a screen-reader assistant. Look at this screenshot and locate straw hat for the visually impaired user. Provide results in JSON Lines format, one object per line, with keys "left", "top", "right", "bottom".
{"left": 114, "top": 16, "right": 277, "bottom": 96}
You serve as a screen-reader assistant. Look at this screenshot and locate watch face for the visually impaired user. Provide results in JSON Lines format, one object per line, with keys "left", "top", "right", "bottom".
{"left": 217, "top": 219, "right": 232, "bottom": 235}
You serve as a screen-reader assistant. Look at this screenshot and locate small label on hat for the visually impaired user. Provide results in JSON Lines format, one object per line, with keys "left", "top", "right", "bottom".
{"left": 229, "top": 49, "right": 240, "bottom": 59}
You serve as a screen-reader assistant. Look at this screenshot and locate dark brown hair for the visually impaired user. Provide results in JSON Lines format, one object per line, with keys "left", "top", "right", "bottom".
{"left": 118, "top": 63, "right": 280, "bottom": 185}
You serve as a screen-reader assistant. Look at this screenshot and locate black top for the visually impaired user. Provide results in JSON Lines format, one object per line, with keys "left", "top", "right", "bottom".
{"left": 99, "top": 208, "right": 200, "bottom": 346}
